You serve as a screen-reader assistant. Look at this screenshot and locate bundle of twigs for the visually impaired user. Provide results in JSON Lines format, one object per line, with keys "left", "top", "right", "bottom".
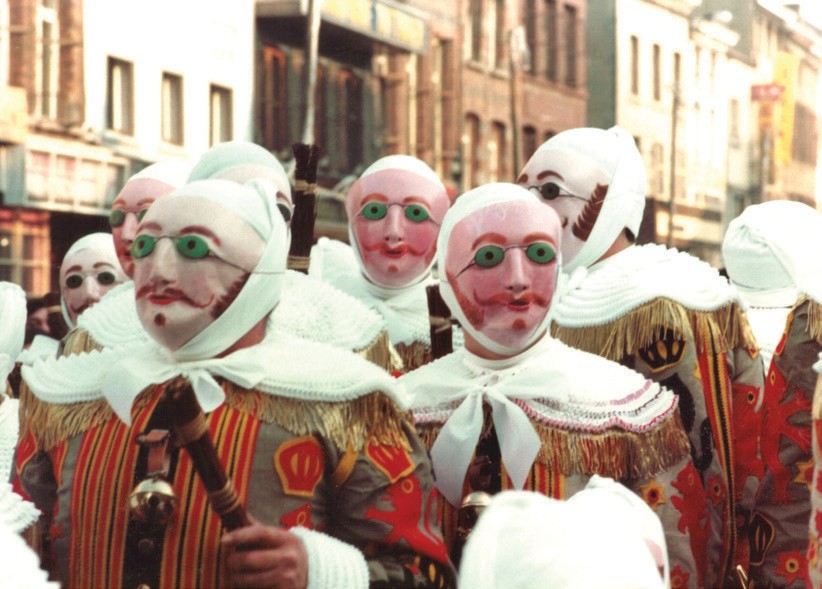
{"left": 426, "top": 284, "right": 453, "bottom": 359}
{"left": 288, "top": 143, "right": 322, "bottom": 273}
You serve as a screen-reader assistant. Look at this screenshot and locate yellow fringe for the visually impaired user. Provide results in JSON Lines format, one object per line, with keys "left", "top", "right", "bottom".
{"left": 804, "top": 296, "right": 822, "bottom": 347}
{"left": 394, "top": 341, "right": 432, "bottom": 372}
{"left": 418, "top": 409, "right": 691, "bottom": 480}
{"left": 551, "top": 299, "right": 757, "bottom": 362}
{"left": 222, "top": 382, "right": 413, "bottom": 453}
{"left": 356, "top": 330, "right": 397, "bottom": 372}
{"left": 61, "top": 328, "right": 103, "bottom": 357}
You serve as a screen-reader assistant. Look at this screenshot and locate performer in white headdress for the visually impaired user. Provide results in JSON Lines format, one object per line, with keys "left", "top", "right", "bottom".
{"left": 19, "top": 178, "right": 453, "bottom": 589}
{"left": 310, "top": 155, "right": 458, "bottom": 372}
{"left": 518, "top": 126, "right": 763, "bottom": 587}
{"left": 724, "top": 200, "right": 822, "bottom": 588}
{"left": 404, "top": 182, "right": 703, "bottom": 584}
{"left": 458, "top": 478, "right": 668, "bottom": 589}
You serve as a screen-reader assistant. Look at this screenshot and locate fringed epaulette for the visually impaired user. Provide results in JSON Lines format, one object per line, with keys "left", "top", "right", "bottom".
{"left": 61, "top": 327, "right": 104, "bottom": 357}
{"left": 221, "top": 382, "right": 412, "bottom": 453}
{"left": 394, "top": 340, "right": 432, "bottom": 373}
{"left": 803, "top": 296, "right": 822, "bottom": 347}
{"left": 552, "top": 298, "right": 757, "bottom": 362}
{"left": 418, "top": 407, "right": 690, "bottom": 481}
{"left": 357, "top": 330, "right": 400, "bottom": 372}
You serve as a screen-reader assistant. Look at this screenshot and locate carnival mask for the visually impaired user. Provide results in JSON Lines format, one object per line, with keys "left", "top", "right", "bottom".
{"left": 132, "top": 194, "right": 265, "bottom": 351}
{"left": 442, "top": 186, "right": 561, "bottom": 354}
{"left": 346, "top": 157, "right": 450, "bottom": 288}
{"left": 61, "top": 234, "right": 127, "bottom": 325}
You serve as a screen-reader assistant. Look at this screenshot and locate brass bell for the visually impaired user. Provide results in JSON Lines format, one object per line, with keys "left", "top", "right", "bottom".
{"left": 128, "top": 476, "right": 178, "bottom": 526}
{"left": 458, "top": 491, "right": 493, "bottom": 530}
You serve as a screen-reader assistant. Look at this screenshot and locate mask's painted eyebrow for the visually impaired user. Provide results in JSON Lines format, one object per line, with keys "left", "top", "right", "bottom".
{"left": 359, "top": 193, "right": 389, "bottom": 207}
{"left": 179, "top": 225, "right": 222, "bottom": 247}
{"left": 536, "top": 170, "right": 565, "bottom": 182}
{"left": 402, "top": 196, "right": 431, "bottom": 206}
{"left": 471, "top": 232, "right": 507, "bottom": 250}
{"left": 522, "top": 232, "right": 556, "bottom": 244}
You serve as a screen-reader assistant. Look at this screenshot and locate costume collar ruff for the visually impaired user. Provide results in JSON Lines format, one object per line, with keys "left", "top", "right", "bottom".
{"left": 552, "top": 243, "right": 742, "bottom": 327}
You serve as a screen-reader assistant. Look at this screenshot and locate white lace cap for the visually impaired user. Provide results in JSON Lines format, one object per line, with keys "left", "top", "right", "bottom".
{"left": 436, "top": 182, "right": 560, "bottom": 357}
{"left": 187, "top": 140, "right": 291, "bottom": 204}
{"left": 459, "top": 486, "right": 666, "bottom": 589}
{"left": 723, "top": 200, "right": 822, "bottom": 303}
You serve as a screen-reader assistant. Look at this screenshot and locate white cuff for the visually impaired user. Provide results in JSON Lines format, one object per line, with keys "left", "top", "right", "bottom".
{"left": 290, "top": 526, "right": 369, "bottom": 589}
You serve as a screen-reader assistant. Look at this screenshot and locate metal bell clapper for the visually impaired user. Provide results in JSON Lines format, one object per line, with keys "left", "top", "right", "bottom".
{"left": 128, "top": 429, "right": 178, "bottom": 525}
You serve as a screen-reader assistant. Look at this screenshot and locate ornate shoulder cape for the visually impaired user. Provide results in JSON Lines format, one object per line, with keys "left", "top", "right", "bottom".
{"left": 551, "top": 243, "right": 756, "bottom": 360}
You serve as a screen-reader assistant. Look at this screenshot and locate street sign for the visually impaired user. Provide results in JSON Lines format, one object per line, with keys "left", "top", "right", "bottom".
{"left": 751, "top": 83, "right": 785, "bottom": 101}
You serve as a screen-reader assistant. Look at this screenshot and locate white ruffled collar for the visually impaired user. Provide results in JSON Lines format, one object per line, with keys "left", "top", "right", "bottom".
{"left": 553, "top": 243, "right": 742, "bottom": 327}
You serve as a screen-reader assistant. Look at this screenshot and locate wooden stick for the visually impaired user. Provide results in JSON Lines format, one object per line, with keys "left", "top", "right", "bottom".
{"left": 164, "top": 377, "right": 250, "bottom": 531}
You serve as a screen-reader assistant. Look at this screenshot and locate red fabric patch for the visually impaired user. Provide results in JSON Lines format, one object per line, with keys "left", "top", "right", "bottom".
{"left": 366, "top": 441, "right": 415, "bottom": 484}
{"left": 671, "top": 462, "right": 710, "bottom": 587}
{"left": 281, "top": 504, "right": 314, "bottom": 530}
{"left": 274, "top": 436, "right": 325, "bottom": 497}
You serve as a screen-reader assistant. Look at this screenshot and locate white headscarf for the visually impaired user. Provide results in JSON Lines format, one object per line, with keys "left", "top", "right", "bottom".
{"left": 459, "top": 481, "right": 667, "bottom": 589}
{"left": 187, "top": 140, "right": 292, "bottom": 205}
{"left": 59, "top": 232, "right": 121, "bottom": 329}
{"left": 437, "top": 182, "right": 560, "bottom": 357}
{"left": 526, "top": 126, "right": 646, "bottom": 273}
{"left": 130, "top": 159, "right": 193, "bottom": 188}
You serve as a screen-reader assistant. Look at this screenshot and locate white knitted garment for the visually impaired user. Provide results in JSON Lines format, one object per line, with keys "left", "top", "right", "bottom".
{"left": 290, "top": 527, "right": 369, "bottom": 589}
{"left": 22, "top": 328, "right": 407, "bottom": 423}
{"left": 406, "top": 336, "right": 675, "bottom": 506}
{"left": 0, "top": 398, "right": 19, "bottom": 484}
{"left": 0, "top": 282, "right": 26, "bottom": 378}
{"left": 0, "top": 483, "right": 39, "bottom": 535}
{"left": 552, "top": 243, "right": 742, "bottom": 328}
{"left": 0, "top": 515, "right": 57, "bottom": 589}
{"left": 746, "top": 305, "right": 793, "bottom": 373}
{"left": 309, "top": 238, "right": 433, "bottom": 346}
{"left": 76, "top": 281, "right": 145, "bottom": 348}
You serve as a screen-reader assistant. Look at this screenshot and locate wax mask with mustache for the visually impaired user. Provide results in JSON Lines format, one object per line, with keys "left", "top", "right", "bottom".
{"left": 517, "top": 126, "right": 645, "bottom": 273}
{"left": 346, "top": 155, "right": 450, "bottom": 288}
{"left": 440, "top": 184, "right": 562, "bottom": 355}
{"left": 110, "top": 160, "right": 192, "bottom": 278}
{"left": 132, "top": 185, "right": 267, "bottom": 351}
{"left": 60, "top": 233, "right": 128, "bottom": 327}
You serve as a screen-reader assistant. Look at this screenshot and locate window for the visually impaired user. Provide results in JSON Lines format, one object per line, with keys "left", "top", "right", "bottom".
{"left": 793, "top": 103, "right": 818, "bottom": 166}
{"left": 494, "top": 0, "right": 506, "bottom": 69}
{"left": 522, "top": 126, "right": 538, "bottom": 162}
{"left": 491, "top": 121, "right": 507, "bottom": 182}
{"left": 339, "top": 70, "right": 363, "bottom": 172}
{"left": 36, "top": 0, "right": 59, "bottom": 119}
{"left": 408, "top": 53, "right": 418, "bottom": 154}
{"left": 435, "top": 39, "right": 456, "bottom": 179}
{"left": 464, "top": 113, "right": 480, "bottom": 189}
{"left": 564, "top": 4, "right": 577, "bottom": 87}
{"left": 652, "top": 44, "right": 661, "bottom": 101}
{"left": 525, "top": 0, "right": 537, "bottom": 74}
{"left": 0, "top": 1, "right": 7, "bottom": 86}
{"left": 630, "top": 36, "right": 639, "bottom": 95}
{"left": 107, "top": 57, "right": 134, "bottom": 134}
{"left": 0, "top": 211, "right": 50, "bottom": 294}
{"left": 209, "top": 84, "right": 233, "bottom": 145}
{"left": 545, "top": 0, "right": 557, "bottom": 81}
{"left": 469, "top": 0, "right": 483, "bottom": 62}
{"left": 161, "top": 72, "right": 184, "bottom": 145}
{"left": 260, "top": 46, "right": 289, "bottom": 153}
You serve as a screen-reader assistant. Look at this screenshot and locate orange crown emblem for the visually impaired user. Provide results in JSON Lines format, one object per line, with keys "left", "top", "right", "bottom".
{"left": 366, "top": 441, "right": 415, "bottom": 483}
{"left": 274, "top": 436, "right": 325, "bottom": 497}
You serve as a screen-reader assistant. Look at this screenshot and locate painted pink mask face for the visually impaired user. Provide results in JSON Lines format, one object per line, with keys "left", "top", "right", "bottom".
{"left": 347, "top": 169, "right": 450, "bottom": 287}
{"left": 111, "top": 178, "right": 179, "bottom": 278}
{"left": 518, "top": 148, "right": 611, "bottom": 268}
{"left": 61, "top": 248, "right": 127, "bottom": 324}
{"left": 132, "top": 195, "right": 264, "bottom": 351}
{"left": 446, "top": 201, "right": 560, "bottom": 351}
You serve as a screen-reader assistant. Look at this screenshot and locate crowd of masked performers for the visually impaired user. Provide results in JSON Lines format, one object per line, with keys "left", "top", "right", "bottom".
{"left": 0, "top": 126, "right": 820, "bottom": 588}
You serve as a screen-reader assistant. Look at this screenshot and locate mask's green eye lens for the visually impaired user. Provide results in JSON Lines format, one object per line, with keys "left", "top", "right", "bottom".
{"left": 404, "top": 204, "right": 430, "bottom": 223}
{"left": 97, "top": 271, "right": 117, "bottom": 285}
{"left": 539, "top": 182, "right": 562, "bottom": 200}
{"left": 109, "top": 209, "right": 125, "bottom": 227}
{"left": 137, "top": 209, "right": 148, "bottom": 221}
{"left": 361, "top": 202, "right": 388, "bottom": 220}
{"left": 64, "top": 274, "right": 83, "bottom": 289}
{"left": 277, "top": 202, "right": 293, "bottom": 222}
{"left": 526, "top": 242, "right": 556, "bottom": 264}
{"left": 176, "top": 235, "right": 210, "bottom": 259}
{"left": 474, "top": 245, "right": 505, "bottom": 268}
{"left": 132, "top": 235, "right": 156, "bottom": 259}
